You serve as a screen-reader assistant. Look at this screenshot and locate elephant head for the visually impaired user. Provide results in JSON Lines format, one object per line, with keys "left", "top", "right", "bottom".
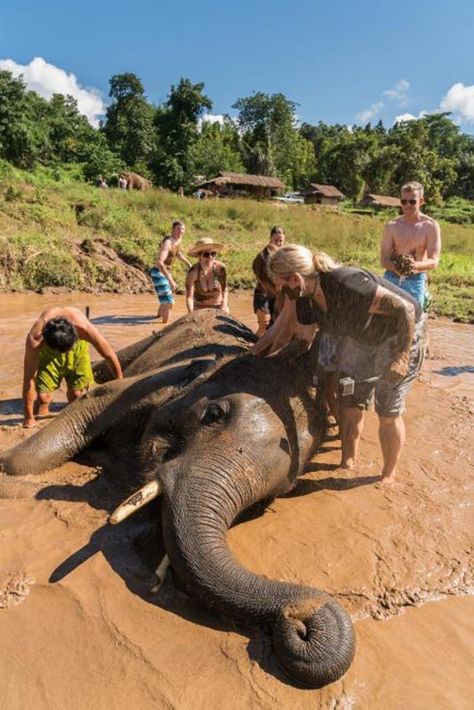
{"left": 112, "top": 346, "right": 355, "bottom": 686}
{"left": 0, "top": 310, "right": 355, "bottom": 687}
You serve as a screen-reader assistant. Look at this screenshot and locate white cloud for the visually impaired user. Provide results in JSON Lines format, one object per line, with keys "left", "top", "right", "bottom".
{"left": 355, "top": 101, "right": 384, "bottom": 123}
{"left": 201, "top": 113, "right": 225, "bottom": 125}
{"left": 394, "top": 113, "right": 417, "bottom": 123}
{"left": 0, "top": 57, "right": 105, "bottom": 126}
{"left": 355, "top": 79, "right": 412, "bottom": 124}
{"left": 440, "top": 82, "right": 474, "bottom": 124}
{"left": 393, "top": 110, "right": 428, "bottom": 125}
{"left": 384, "top": 79, "right": 410, "bottom": 106}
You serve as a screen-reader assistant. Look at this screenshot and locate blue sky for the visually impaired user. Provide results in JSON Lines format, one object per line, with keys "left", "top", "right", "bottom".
{"left": 1, "top": 0, "right": 473, "bottom": 132}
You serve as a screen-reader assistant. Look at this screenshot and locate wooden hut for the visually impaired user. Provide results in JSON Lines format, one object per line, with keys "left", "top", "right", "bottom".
{"left": 359, "top": 193, "right": 401, "bottom": 209}
{"left": 301, "top": 183, "right": 345, "bottom": 206}
{"left": 195, "top": 171, "right": 284, "bottom": 199}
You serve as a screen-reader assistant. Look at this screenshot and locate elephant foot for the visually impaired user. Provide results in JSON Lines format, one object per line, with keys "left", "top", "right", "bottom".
{"left": 272, "top": 595, "right": 355, "bottom": 688}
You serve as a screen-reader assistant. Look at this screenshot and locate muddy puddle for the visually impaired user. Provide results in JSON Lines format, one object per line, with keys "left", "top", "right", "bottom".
{"left": 0, "top": 291, "right": 473, "bottom": 709}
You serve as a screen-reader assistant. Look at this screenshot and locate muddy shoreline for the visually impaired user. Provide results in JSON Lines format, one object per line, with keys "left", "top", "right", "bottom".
{"left": 0, "top": 292, "right": 473, "bottom": 709}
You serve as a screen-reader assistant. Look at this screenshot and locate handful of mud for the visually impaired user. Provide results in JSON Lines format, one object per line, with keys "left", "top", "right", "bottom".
{"left": 391, "top": 252, "right": 415, "bottom": 275}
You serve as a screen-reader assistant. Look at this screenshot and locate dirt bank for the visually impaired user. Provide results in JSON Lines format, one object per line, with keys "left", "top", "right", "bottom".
{"left": 0, "top": 293, "right": 473, "bottom": 709}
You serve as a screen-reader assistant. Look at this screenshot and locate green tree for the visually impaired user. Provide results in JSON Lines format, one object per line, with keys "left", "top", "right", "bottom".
{"left": 387, "top": 119, "right": 457, "bottom": 202}
{"left": 302, "top": 122, "right": 379, "bottom": 199}
{"left": 152, "top": 78, "right": 212, "bottom": 190}
{"left": 103, "top": 73, "right": 155, "bottom": 168}
{"left": 0, "top": 70, "right": 49, "bottom": 168}
{"left": 190, "top": 119, "right": 243, "bottom": 179}
{"left": 232, "top": 92, "right": 315, "bottom": 187}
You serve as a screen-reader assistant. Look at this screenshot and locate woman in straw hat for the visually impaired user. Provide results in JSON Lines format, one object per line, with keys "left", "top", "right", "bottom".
{"left": 186, "top": 237, "right": 229, "bottom": 313}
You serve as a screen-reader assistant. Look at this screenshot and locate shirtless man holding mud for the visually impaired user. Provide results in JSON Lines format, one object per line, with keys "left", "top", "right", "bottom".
{"left": 22, "top": 307, "right": 123, "bottom": 428}
{"left": 381, "top": 181, "right": 441, "bottom": 308}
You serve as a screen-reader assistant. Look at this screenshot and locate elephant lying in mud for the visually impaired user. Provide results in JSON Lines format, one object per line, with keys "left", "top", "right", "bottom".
{"left": 1, "top": 310, "right": 355, "bottom": 688}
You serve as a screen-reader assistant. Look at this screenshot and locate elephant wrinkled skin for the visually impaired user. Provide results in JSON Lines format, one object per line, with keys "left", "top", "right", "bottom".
{"left": 0, "top": 309, "right": 355, "bottom": 687}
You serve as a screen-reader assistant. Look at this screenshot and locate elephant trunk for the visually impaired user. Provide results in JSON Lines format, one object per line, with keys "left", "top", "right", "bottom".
{"left": 162, "top": 459, "right": 355, "bottom": 688}
{"left": 0, "top": 379, "right": 128, "bottom": 476}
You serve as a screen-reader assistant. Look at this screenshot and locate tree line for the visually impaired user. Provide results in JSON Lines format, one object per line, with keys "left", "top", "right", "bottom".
{"left": 0, "top": 70, "right": 473, "bottom": 203}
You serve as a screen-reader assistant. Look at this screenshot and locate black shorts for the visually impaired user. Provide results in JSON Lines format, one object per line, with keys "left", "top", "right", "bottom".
{"left": 253, "top": 289, "right": 275, "bottom": 316}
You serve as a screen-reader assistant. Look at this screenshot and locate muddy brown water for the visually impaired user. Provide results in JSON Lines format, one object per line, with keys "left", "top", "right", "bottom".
{"left": 0, "top": 292, "right": 473, "bottom": 709}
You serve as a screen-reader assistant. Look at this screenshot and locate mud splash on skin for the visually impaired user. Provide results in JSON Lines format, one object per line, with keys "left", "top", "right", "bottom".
{"left": 0, "top": 292, "right": 473, "bottom": 709}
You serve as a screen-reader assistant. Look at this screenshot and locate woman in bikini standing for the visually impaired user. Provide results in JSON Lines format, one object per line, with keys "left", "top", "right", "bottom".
{"left": 185, "top": 238, "right": 229, "bottom": 313}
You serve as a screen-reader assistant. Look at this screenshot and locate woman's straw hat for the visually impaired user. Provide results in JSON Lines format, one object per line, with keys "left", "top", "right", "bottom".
{"left": 188, "top": 237, "right": 225, "bottom": 257}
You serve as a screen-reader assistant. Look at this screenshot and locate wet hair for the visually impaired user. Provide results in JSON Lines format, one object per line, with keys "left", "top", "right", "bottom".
{"left": 270, "top": 225, "right": 285, "bottom": 236}
{"left": 401, "top": 181, "right": 424, "bottom": 197}
{"left": 42, "top": 317, "right": 78, "bottom": 352}
{"left": 269, "top": 244, "right": 340, "bottom": 279}
{"left": 172, "top": 220, "right": 184, "bottom": 229}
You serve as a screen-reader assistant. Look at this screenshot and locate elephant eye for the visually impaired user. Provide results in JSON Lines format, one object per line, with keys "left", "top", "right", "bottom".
{"left": 200, "top": 400, "right": 230, "bottom": 425}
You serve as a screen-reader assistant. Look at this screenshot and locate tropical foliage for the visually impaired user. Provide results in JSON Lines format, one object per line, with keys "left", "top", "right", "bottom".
{"left": 0, "top": 69, "right": 473, "bottom": 202}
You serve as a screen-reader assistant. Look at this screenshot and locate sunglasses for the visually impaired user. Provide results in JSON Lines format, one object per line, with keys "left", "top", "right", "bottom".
{"left": 201, "top": 251, "right": 217, "bottom": 258}
{"left": 401, "top": 198, "right": 417, "bottom": 205}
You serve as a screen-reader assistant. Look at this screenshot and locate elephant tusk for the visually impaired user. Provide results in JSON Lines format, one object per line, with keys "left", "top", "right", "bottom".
{"left": 109, "top": 480, "right": 162, "bottom": 525}
{"left": 150, "top": 554, "right": 170, "bottom": 594}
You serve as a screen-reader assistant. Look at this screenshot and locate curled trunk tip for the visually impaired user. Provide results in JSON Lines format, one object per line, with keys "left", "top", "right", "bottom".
{"left": 273, "top": 596, "right": 355, "bottom": 688}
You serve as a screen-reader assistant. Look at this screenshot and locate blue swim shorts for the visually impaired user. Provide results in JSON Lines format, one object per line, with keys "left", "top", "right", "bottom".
{"left": 383, "top": 271, "right": 427, "bottom": 308}
{"left": 150, "top": 267, "right": 174, "bottom": 305}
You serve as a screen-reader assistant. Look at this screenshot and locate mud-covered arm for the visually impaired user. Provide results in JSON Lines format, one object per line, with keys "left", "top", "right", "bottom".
{"left": 77, "top": 317, "right": 123, "bottom": 380}
{"left": 176, "top": 248, "right": 192, "bottom": 269}
{"left": 252, "top": 297, "right": 310, "bottom": 357}
{"left": 412, "top": 221, "right": 441, "bottom": 272}
{"left": 22, "top": 336, "right": 40, "bottom": 427}
{"left": 380, "top": 224, "right": 398, "bottom": 272}
{"left": 220, "top": 265, "right": 229, "bottom": 313}
{"left": 185, "top": 268, "right": 196, "bottom": 312}
{"left": 370, "top": 285, "right": 416, "bottom": 378}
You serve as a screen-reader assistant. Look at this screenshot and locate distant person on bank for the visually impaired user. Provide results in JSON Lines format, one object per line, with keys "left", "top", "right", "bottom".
{"left": 150, "top": 220, "right": 192, "bottom": 323}
{"left": 381, "top": 181, "right": 441, "bottom": 309}
{"left": 252, "top": 226, "right": 285, "bottom": 337}
{"left": 186, "top": 238, "right": 229, "bottom": 313}
{"left": 22, "top": 307, "right": 123, "bottom": 429}
{"left": 252, "top": 245, "right": 425, "bottom": 483}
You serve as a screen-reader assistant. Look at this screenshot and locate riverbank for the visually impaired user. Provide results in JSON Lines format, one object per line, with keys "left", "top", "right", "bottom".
{"left": 0, "top": 291, "right": 473, "bottom": 709}
{"left": 0, "top": 175, "right": 473, "bottom": 321}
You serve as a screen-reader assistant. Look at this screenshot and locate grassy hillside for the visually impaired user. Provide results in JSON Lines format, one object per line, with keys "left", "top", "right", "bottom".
{"left": 0, "top": 166, "right": 473, "bottom": 321}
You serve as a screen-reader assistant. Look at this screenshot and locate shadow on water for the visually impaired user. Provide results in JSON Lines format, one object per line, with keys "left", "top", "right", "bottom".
{"left": 91, "top": 315, "right": 157, "bottom": 326}
{"left": 433, "top": 365, "right": 474, "bottom": 377}
{"left": 0, "top": 398, "right": 67, "bottom": 426}
{"left": 0, "top": 398, "right": 24, "bottom": 415}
